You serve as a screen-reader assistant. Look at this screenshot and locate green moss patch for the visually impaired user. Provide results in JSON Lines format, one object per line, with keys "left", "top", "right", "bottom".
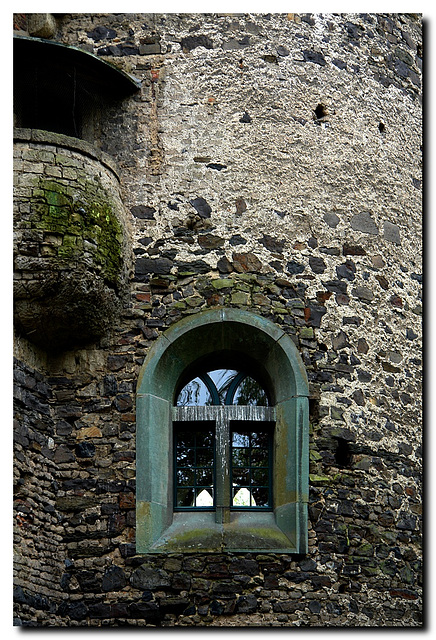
{"left": 32, "top": 178, "right": 123, "bottom": 287}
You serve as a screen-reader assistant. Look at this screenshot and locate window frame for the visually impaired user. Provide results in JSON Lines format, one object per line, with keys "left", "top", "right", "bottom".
{"left": 172, "top": 406, "right": 276, "bottom": 522}
{"left": 173, "top": 420, "right": 216, "bottom": 511}
{"left": 230, "top": 421, "right": 274, "bottom": 511}
{"left": 136, "top": 308, "right": 309, "bottom": 554}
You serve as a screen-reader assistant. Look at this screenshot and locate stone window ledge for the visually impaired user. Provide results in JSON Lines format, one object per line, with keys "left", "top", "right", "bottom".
{"left": 146, "top": 511, "right": 298, "bottom": 554}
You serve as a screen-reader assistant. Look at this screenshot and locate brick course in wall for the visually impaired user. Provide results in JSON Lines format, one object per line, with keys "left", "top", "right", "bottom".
{"left": 13, "top": 12, "right": 422, "bottom": 627}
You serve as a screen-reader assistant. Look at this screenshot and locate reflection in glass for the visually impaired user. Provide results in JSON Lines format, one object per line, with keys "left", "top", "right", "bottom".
{"left": 232, "top": 469, "right": 249, "bottom": 485}
{"left": 176, "top": 369, "right": 269, "bottom": 406}
{"left": 251, "top": 432, "right": 269, "bottom": 448}
{"left": 177, "top": 488, "right": 195, "bottom": 507}
{"left": 196, "top": 488, "right": 214, "bottom": 506}
{"left": 252, "top": 468, "right": 268, "bottom": 485}
{"left": 196, "top": 449, "right": 213, "bottom": 467}
{"left": 177, "top": 468, "right": 194, "bottom": 485}
{"left": 209, "top": 369, "right": 238, "bottom": 404}
{"left": 232, "top": 432, "right": 250, "bottom": 447}
{"left": 251, "top": 449, "right": 268, "bottom": 467}
{"left": 176, "top": 448, "right": 195, "bottom": 466}
{"left": 233, "top": 487, "right": 255, "bottom": 507}
{"left": 196, "top": 432, "right": 213, "bottom": 447}
{"left": 197, "top": 468, "right": 213, "bottom": 486}
{"left": 177, "top": 377, "right": 212, "bottom": 406}
{"left": 177, "top": 433, "right": 194, "bottom": 447}
{"left": 233, "top": 376, "right": 269, "bottom": 406}
{"left": 232, "top": 448, "right": 250, "bottom": 467}
{"left": 252, "top": 488, "right": 269, "bottom": 507}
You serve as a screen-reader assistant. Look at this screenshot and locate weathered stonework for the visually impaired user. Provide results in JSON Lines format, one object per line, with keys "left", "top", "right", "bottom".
{"left": 13, "top": 12, "right": 422, "bottom": 627}
{"left": 14, "top": 130, "right": 132, "bottom": 350}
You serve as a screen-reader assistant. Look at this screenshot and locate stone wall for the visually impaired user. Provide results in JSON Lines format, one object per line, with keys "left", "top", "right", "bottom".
{"left": 13, "top": 13, "right": 422, "bottom": 626}
{"left": 13, "top": 130, "right": 132, "bottom": 350}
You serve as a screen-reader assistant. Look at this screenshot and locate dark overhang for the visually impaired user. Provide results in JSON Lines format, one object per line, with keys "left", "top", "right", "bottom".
{"left": 13, "top": 34, "right": 141, "bottom": 97}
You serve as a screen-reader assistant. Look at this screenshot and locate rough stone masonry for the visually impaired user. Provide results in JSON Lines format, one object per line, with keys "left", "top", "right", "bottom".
{"left": 13, "top": 13, "right": 422, "bottom": 626}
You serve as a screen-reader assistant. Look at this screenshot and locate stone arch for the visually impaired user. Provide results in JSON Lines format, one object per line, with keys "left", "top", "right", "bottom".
{"left": 136, "top": 308, "right": 309, "bottom": 553}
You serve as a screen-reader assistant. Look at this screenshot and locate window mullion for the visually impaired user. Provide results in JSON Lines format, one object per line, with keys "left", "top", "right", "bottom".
{"left": 215, "top": 409, "right": 230, "bottom": 524}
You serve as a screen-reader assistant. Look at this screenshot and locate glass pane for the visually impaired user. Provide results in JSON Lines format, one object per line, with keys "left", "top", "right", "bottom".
{"left": 177, "top": 488, "right": 195, "bottom": 507}
{"left": 252, "top": 468, "right": 268, "bottom": 485}
{"left": 197, "top": 468, "right": 213, "bottom": 486}
{"left": 177, "top": 433, "right": 195, "bottom": 447}
{"left": 232, "top": 431, "right": 250, "bottom": 447}
{"left": 232, "top": 469, "right": 249, "bottom": 485}
{"left": 177, "top": 468, "right": 194, "bottom": 486}
{"left": 196, "top": 448, "right": 213, "bottom": 467}
{"left": 251, "top": 449, "right": 269, "bottom": 467}
{"left": 252, "top": 487, "right": 269, "bottom": 507}
{"left": 233, "top": 376, "right": 269, "bottom": 406}
{"left": 176, "top": 377, "right": 212, "bottom": 406}
{"left": 176, "top": 448, "right": 195, "bottom": 466}
{"left": 251, "top": 432, "right": 269, "bottom": 448}
{"left": 176, "top": 369, "right": 269, "bottom": 406}
{"left": 196, "top": 432, "right": 213, "bottom": 447}
{"left": 208, "top": 369, "right": 238, "bottom": 404}
{"left": 196, "top": 488, "right": 214, "bottom": 507}
{"left": 232, "top": 448, "right": 250, "bottom": 467}
{"left": 233, "top": 487, "right": 252, "bottom": 507}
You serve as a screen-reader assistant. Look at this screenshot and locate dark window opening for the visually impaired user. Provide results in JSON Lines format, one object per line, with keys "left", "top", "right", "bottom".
{"left": 14, "top": 64, "right": 100, "bottom": 139}
{"left": 13, "top": 36, "right": 139, "bottom": 143}
{"left": 334, "top": 438, "right": 353, "bottom": 467}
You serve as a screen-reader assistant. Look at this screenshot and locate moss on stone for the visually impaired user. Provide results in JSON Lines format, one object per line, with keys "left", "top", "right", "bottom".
{"left": 212, "top": 278, "right": 234, "bottom": 290}
{"left": 32, "top": 178, "right": 123, "bottom": 287}
{"left": 309, "top": 474, "right": 332, "bottom": 485}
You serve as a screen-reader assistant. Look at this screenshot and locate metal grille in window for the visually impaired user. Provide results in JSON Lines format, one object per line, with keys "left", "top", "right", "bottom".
{"left": 231, "top": 427, "right": 272, "bottom": 509}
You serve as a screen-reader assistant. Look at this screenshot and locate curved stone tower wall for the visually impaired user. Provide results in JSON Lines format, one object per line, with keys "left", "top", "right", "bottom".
{"left": 13, "top": 130, "right": 132, "bottom": 350}
{"left": 13, "top": 13, "right": 422, "bottom": 627}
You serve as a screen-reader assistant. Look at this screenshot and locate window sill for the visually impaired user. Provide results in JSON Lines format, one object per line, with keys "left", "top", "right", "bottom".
{"left": 145, "top": 510, "right": 298, "bottom": 554}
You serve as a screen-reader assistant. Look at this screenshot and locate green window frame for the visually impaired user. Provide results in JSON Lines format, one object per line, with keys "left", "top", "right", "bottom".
{"left": 136, "top": 308, "right": 309, "bottom": 554}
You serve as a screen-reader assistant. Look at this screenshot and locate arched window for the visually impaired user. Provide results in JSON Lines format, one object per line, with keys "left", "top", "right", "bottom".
{"left": 176, "top": 369, "right": 270, "bottom": 407}
{"left": 136, "top": 309, "right": 309, "bottom": 553}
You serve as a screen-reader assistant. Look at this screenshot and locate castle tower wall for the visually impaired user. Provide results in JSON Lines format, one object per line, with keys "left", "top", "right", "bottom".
{"left": 13, "top": 13, "right": 422, "bottom": 627}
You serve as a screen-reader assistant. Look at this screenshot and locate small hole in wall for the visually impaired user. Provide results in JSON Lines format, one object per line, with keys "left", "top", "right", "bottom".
{"left": 335, "top": 438, "right": 353, "bottom": 467}
{"left": 315, "top": 104, "right": 327, "bottom": 119}
{"left": 378, "top": 122, "right": 385, "bottom": 133}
